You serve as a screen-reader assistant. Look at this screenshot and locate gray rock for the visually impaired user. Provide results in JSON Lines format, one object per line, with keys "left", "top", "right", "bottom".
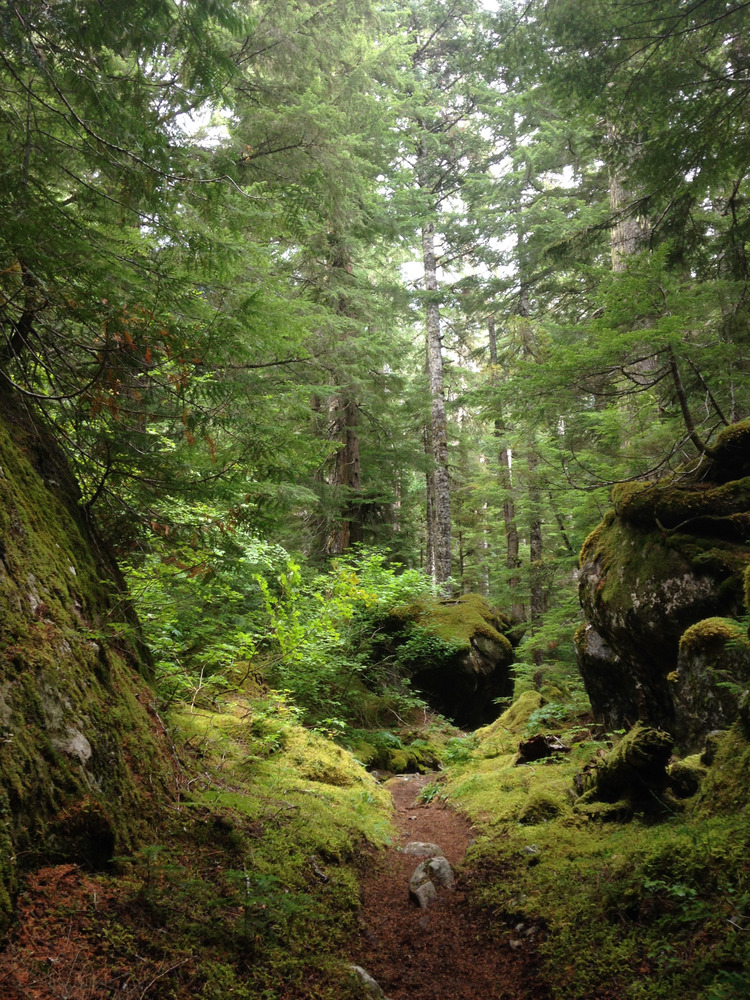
{"left": 575, "top": 436, "right": 750, "bottom": 749}
{"left": 425, "top": 856, "right": 454, "bottom": 888}
{"left": 348, "top": 965, "right": 388, "bottom": 999}
{"left": 672, "top": 620, "right": 750, "bottom": 749}
{"left": 411, "top": 880, "right": 437, "bottom": 908}
{"left": 401, "top": 841, "right": 444, "bottom": 858}
{"left": 409, "top": 855, "right": 454, "bottom": 907}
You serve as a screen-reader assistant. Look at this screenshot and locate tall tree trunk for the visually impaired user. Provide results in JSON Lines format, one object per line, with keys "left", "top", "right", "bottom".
{"left": 327, "top": 393, "right": 362, "bottom": 555}
{"left": 424, "top": 427, "right": 435, "bottom": 578}
{"left": 422, "top": 219, "right": 451, "bottom": 591}
{"left": 608, "top": 128, "right": 649, "bottom": 272}
{"left": 319, "top": 239, "right": 365, "bottom": 557}
{"left": 487, "top": 316, "right": 523, "bottom": 619}
{"left": 528, "top": 442, "right": 546, "bottom": 668}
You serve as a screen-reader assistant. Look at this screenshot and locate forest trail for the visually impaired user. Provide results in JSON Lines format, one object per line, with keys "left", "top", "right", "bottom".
{"left": 350, "top": 773, "right": 550, "bottom": 1000}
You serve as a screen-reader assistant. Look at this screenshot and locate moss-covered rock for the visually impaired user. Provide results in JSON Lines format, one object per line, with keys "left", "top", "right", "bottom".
{"left": 576, "top": 422, "right": 750, "bottom": 745}
{"left": 668, "top": 754, "right": 707, "bottom": 798}
{"left": 672, "top": 618, "right": 750, "bottom": 749}
{"left": 472, "top": 691, "right": 545, "bottom": 758}
{"left": 386, "top": 593, "right": 516, "bottom": 729}
{"left": 0, "top": 389, "right": 171, "bottom": 938}
{"left": 346, "top": 730, "right": 440, "bottom": 774}
{"left": 574, "top": 723, "right": 674, "bottom": 817}
{"left": 517, "top": 790, "right": 566, "bottom": 824}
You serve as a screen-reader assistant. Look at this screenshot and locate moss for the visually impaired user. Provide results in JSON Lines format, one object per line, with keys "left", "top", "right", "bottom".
{"left": 708, "top": 419, "right": 750, "bottom": 481}
{"left": 668, "top": 754, "right": 707, "bottom": 798}
{"left": 391, "top": 593, "right": 514, "bottom": 656}
{"left": 579, "top": 512, "right": 613, "bottom": 564}
{"left": 474, "top": 691, "right": 545, "bottom": 758}
{"left": 575, "top": 723, "right": 674, "bottom": 812}
{"left": 172, "top": 699, "right": 393, "bottom": 902}
{"left": 679, "top": 616, "right": 748, "bottom": 654}
{"left": 612, "top": 472, "right": 750, "bottom": 530}
{"left": 517, "top": 791, "right": 566, "bottom": 824}
{"left": 444, "top": 704, "right": 750, "bottom": 1000}
{"left": 696, "top": 723, "right": 750, "bottom": 815}
{"left": 0, "top": 395, "right": 171, "bottom": 938}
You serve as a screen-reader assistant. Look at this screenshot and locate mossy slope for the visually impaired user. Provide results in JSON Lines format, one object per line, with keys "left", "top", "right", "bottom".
{"left": 0, "top": 390, "right": 171, "bottom": 937}
{"left": 444, "top": 694, "right": 750, "bottom": 1000}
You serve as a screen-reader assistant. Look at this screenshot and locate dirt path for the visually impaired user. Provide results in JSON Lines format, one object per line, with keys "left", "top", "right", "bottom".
{"left": 350, "top": 773, "right": 549, "bottom": 1000}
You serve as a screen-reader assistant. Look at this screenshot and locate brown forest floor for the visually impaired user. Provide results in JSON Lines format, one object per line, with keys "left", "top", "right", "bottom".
{"left": 349, "top": 773, "right": 552, "bottom": 1000}
{"left": 0, "top": 775, "right": 553, "bottom": 1000}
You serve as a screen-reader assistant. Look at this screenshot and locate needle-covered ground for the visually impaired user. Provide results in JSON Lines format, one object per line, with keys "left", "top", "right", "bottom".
{"left": 351, "top": 772, "right": 551, "bottom": 1000}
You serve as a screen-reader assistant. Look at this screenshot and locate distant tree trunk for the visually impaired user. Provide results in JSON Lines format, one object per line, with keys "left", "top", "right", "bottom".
{"left": 326, "top": 392, "right": 362, "bottom": 555}
{"left": 488, "top": 316, "right": 523, "bottom": 619}
{"left": 422, "top": 219, "right": 451, "bottom": 591}
{"left": 549, "top": 493, "right": 575, "bottom": 556}
{"left": 318, "top": 239, "right": 365, "bottom": 557}
{"left": 528, "top": 444, "right": 546, "bottom": 622}
{"left": 424, "top": 427, "right": 435, "bottom": 578}
{"left": 528, "top": 442, "right": 547, "bottom": 669}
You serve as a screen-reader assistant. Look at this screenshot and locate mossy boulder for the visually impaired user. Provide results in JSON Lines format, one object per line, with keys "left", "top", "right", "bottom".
{"left": 386, "top": 593, "right": 517, "bottom": 729}
{"left": 574, "top": 723, "right": 674, "bottom": 818}
{"left": 668, "top": 754, "right": 707, "bottom": 798}
{"left": 672, "top": 617, "right": 750, "bottom": 749}
{"left": 576, "top": 422, "right": 750, "bottom": 745}
{"left": 347, "top": 730, "right": 440, "bottom": 774}
{"left": 517, "top": 790, "right": 566, "bottom": 824}
{"left": 0, "top": 389, "right": 171, "bottom": 938}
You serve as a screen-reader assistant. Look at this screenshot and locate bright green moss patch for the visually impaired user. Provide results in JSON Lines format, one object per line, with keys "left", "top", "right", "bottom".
{"left": 442, "top": 696, "right": 750, "bottom": 1000}
{"left": 345, "top": 728, "right": 441, "bottom": 773}
{"left": 390, "top": 592, "right": 514, "bottom": 656}
{"left": 474, "top": 690, "right": 545, "bottom": 758}
{"left": 125, "top": 696, "right": 394, "bottom": 995}
{"left": 170, "top": 698, "right": 392, "bottom": 853}
{"left": 680, "top": 616, "right": 748, "bottom": 653}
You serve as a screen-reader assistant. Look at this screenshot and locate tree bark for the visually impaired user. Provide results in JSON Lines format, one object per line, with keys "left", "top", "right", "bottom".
{"left": 608, "top": 127, "right": 650, "bottom": 272}
{"left": 487, "top": 316, "right": 523, "bottom": 619}
{"left": 528, "top": 444, "right": 546, "bottom": 624}
{"left": 326, "top": 392, "right": 362, "bottom": 555}
{"left": 318, "top": 239, "right": 365, "bottom": 557}
{"left": 423, "top": 426, "right": 435, "bottom": 577}
{"left": 422, "top": 219, "right": 452, "bottom": 591}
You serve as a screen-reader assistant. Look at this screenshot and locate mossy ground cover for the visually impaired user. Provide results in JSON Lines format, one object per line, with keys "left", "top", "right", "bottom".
{"left": 441, "top": 697, "right": 750, "bottom": 1000}
{"left": 0, "top": 693, "right": 394, "bottom": 1000}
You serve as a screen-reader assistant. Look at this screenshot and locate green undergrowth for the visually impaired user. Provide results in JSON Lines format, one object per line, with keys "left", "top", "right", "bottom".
{"left": 441, "top": 695, "right": 750, "bottom": 1000}
{"left": 145, "top": 696, "right": 392, "bottom": 997}
{"left": 12, "top": 694, "right": 395, "bottom": 1000}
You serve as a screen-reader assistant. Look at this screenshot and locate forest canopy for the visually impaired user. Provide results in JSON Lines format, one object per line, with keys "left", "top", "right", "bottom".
{"left": 1, "top": 0, "right": 748, "bottom": 709}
